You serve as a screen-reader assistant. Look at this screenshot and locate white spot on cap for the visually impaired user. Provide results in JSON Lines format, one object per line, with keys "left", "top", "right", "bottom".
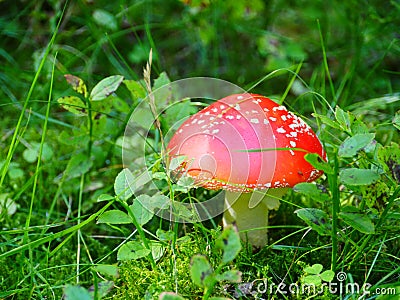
{"left": 250, "top": 118, "right": 259, "bottom": 124}
{"left": 220, "top": 104, "right": 226, "bottom": 109}
{"left": 273, "top": 105, "right": 287, "bottom": 112}
{"left": 236, "top": 115, "right": 241, "bottom": 120}
{"left": 281, "top": 115, "right": 287, "bottom": 121}
{"left": 276, "top": 127, "right": 286, "bottom": 133}
{"left": 237, "top": 95, "right": 243, "bottom": 100}
{"left": 212, "top": 129, "right": 219, "bottom": 134}
{"left": 269, "top": 117, "right": 277, "bottom": 122}
{"left": 226, "top": 115, "right": 234, "bottom": 120}
{"left": 264, "top": 119, "right": 269, "bottom": 125}
{"left": 289, "top": 150, "right": 295, "bottom": 156}
{"left": 290, "top": 141, "right": 296, "bottom": 148}
{"left": 235, "top": 104, "right": 241, "bottom": 110}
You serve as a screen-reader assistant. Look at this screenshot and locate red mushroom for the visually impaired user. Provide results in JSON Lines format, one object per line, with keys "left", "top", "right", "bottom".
{"left": 167, "top": 93, "right": 326, "bottom": 248}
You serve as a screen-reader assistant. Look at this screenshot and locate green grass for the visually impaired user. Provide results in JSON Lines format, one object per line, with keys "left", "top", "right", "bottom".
{"left": 1, "top": 1, "right": 400, "bottom": 299}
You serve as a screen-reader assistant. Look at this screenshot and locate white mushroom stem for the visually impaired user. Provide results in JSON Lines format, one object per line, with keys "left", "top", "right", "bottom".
{"left": 223, "top": 188, "right": 289, "bottom": 249}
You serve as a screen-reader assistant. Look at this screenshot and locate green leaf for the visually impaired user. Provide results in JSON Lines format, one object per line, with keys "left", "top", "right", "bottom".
{"left": 97, "top": 209, "right": 132, "bottom": 224}
{"left": 293, "top": 182, "right": 329, "bottom": 202}
{"left": 151, "top": 241, "right": 165, "bottom": 262}
{"left": 338, "top": 133, "right": 375, "bottom": 158}
{"left": 335, "top": 106, "right": 352, "bottom": 130}
{"left": 93, "top": 264, "right": 119, "bottom": 277}
{"left": 92, "top": 9, "right": 118, "bottom": 31}
{"left": 57, "top": 96, "right": 87, "bottom": 116}
{"left": 339, "top": 212, "right": 375, "bottom": 234}
{"left": 153, "top": 71, "right": 171, "bottom": 91}
{"left": 97, "top": 194, "right": 114, "bottom": 202}
{"left": 23, "top": 142, "right": 53, "bottom": 163}
{"left": 320, "top": 270, "right": 335, "bottom": 282}
{"left": 303, "top": 274, "right": 321, "bottom": 286}
{"left": 90, "top": 75, "right": 124, "bottom": 101}
{"left": 304, "top": 153, "right": 333, "bottom": 174}
{"left": 295, "top": 208, "right": 331, "bottom": 235}
{"left": 64, "top": 74, "right": 88, "bottom": 97}
{"left": 129, "top": 198, "right": 154, "bottom": 226}
{"left": 114, "top": 168, "right": 136, "bottom": 201}
{"left": 215, "top": 270, "right": 242, "bottom": 283}
{"left": 190, "top": 254, "right": 214, "bottom": 288}
{"left": 123, "top": 80, "right": 146, "bottom": 99}
{"left": 304, "top": 264, "right": 323, "bottom": 275}
{"left": 216, "top": 225, "right": 242, "bottom": 264}
{"left": 339, "top": 168, "right": 380, "bottom": 185}
{"left": 0, "top": 194, "right": 17, "bottom": 216}
{"left": 312, "top": 113, "right": 341, "bottom": 130}
{"left": 156, "top": 229, "right": 175, "bottom": 241}
{"left": 64, "top": 285, "right": 91, "bottom": 300}
{"left": 65, "top": 153, "right": 93, "bottom": 179}
{"left": 159, "top": 292, "right": 186, "bottom": 300}
{"left": 117, "top": 241, "right": 151, "bottom": 261}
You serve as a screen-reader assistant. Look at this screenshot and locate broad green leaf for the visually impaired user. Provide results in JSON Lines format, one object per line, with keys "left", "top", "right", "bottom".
{"left": 58, "top": 131, "right": 90, "bottom": 146}
{"left": 93, "top": 264, "right": 119, "bottom": 277}
{"left": 339, "top": 212, "right": 375, "bottom": 234}
{"left": 190, "top": 254, "right": 214, "bottom": 288}
{"left": 129, "top": 199, "right": 154, "bottom": 226}
{"left": 168, "top": 155, "right": 186, "bottom": 174}
{"left": 303, "top": 274, "right": 321, "bottom": 286}
{"left": 64, "top": 74, "right": 88, "bottom": 97}
{"left": 215, "top": 270, "right": 242, "bottom": 283}
{"left": 335, "top": 106, "right": 352, "bottom": 130}
{"left": 295, "top": 208, "right": 331, "bottom": 235}
{"left": 156, "top": 229, "right": 175, "bottom": 241}
{"left": 339, "top": 168, "right": 379, "bottom": 185}
{"left": 159, "top": 292, "right": 186, "bottom": 300}
{"left": 293, "top": 182, "right": 329, "bottom": 202}
{"left": 123, "top": 79, "right": 146, "bottom": 99}
{"left": 304, "top": 153, "right": 333, "bottom": 174}
{"left": 97, "top": 209, "right": 132, "bottom": 224}
{"left": 312, "top": 113, "right": 341, "bottom": 130}
{"left": 216, "top": 225, "right": 242, "bottom": 264}
{"left": 23, "top": 142, "right": 53, "bottom": 163}
{"left": 92, "top": 9, "right": 118, "bottom": 31}
{"left": 320, "top": 270, "right": 335, "bottom": 282}
{"left": 64, "top": 285, "right": 91, "bottom": 300}
{"left": 114, "top": 168, "right": 135, "bottom": 201}
{"left": 90, "top": 75, "right": 124, "bottom": 101}
{"left": 117, "top": 241, "right": 151, "bottom": 261}
{"left": 338, "top": 133, "right": 375, "bottom": 158}
{"left": 304, "top": 264, "right": 323, "bottom": 275}
{"left": 57, "top": 96, "right": 87, "bottom": 116}
{"left": 0, "top": 194, "right": 17, "bottom": 216}
{"left": 151, "top": 241, "right": 165, "bottom": 262}
{"left": 152, "top": 72, "right": 172, "bottom": 108}
{"left": 97, "top": 194, "right": 114, "bottom": 202}
{"left": 153, "top": 71, "right": 171, "bottom": 91}
{"left": 65, "top": 153, "right": 93, "bottom": 179}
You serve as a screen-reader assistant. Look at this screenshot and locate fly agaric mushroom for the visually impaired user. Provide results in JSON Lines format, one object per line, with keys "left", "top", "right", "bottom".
{"left": 166, "top": 93, "right": 326, "bottom": 248}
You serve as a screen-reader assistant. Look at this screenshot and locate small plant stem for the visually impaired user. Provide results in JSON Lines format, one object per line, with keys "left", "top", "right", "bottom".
{"left": 119, "top": 199, "right": 156, "bottom": 269}
{"left": 86, "top": 96, "right": 94, "bottom": 157}
{"left": 76, "top": 173, "right": 85, "bottom": 283}
{"left": 329, "top": 152, "right": 340, "bottom": 271}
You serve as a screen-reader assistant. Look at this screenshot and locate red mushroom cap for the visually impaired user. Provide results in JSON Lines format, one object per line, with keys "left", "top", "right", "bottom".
{"left": 167, "top": 93, "right": 326, "bottom": 192}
